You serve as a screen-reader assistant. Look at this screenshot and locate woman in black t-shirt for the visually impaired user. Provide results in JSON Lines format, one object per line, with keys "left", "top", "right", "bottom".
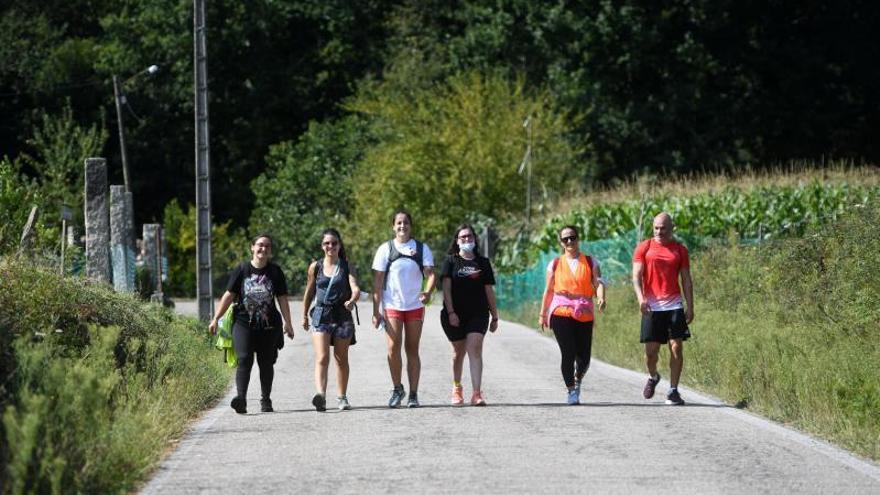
{"left": 439, "top": 224, "right": 498, "bottom": 407}
{"left": 209, "top": 234, "right": 294, "bottom": 414}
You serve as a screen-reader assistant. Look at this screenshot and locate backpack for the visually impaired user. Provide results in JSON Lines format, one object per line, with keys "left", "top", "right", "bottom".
{"left": 383, "top": 239, "right": 425, "bottom": 289}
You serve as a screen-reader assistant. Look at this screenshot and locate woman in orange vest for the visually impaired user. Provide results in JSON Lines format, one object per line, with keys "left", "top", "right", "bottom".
{"left": 538, "top": 225, "right": 606, "bottom": 405}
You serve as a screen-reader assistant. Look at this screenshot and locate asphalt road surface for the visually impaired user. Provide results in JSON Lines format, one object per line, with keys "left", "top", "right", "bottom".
{"left": 144, "top": 300, "right": 880, "bottom": 494}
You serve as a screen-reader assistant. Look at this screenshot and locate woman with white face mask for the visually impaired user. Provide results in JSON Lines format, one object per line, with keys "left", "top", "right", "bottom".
{"left": 439, "top": 224, "right": 499, "bottom": 406}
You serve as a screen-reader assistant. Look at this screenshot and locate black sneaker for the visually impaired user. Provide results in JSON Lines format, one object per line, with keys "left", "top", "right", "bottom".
{"left": 260, "top": 398, "right": 273, "bottom": 412}
{"left": 231, "top": 397, "right": 247, "bottom": 414}
{"left": 406, "top": 392, "right": 420, "bottom": 408}
{"left": 388, "top": 385, "right": 405, "bottom": 408}
{"left": 643, "top": 373, "right": 661, "bottom": 399}
{"left": 312, "top": 393, "right": 327, "bottom": 412}
{"left": 665, "top": 388, "right": 685, "bottom": 406}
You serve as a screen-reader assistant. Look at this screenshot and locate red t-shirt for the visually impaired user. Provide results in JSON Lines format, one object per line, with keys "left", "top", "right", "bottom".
{"left": 633, "top": 238, "right": 689, "bottom": 311}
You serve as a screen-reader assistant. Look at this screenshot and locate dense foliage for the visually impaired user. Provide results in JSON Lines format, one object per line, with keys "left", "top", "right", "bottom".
{"left": 0, "top": 260, "right": 229, "bottom": 493}
{"left": 2, "top": 0, "right": 877, "bottom": 233}
{"left": 531, "top": 181, "right": 880, "bottom": 257}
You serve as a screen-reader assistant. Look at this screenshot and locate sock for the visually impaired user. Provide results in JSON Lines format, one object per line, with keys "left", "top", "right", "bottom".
{"left": 650, "top": 372, "right": 660, "bottom": 381}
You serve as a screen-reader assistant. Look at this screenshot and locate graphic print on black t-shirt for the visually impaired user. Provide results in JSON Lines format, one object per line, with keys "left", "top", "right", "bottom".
{"left": 441, "top": 255, "right": 495, "bottom": 319}
{"left": 457, "top": 264, "right": 482, "bottom": 280}
{"left": 243, "top": 272, "right": 275, "bottom": 327}
{"left": 227, "top": 262, "right": 288, "bottom": 329}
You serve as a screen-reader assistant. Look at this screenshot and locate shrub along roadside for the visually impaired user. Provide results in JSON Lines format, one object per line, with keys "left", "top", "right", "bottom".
{"left": 502, "top": 203, "right": 880, "bottom": 461}
{"left": 0, "top": 260, "right": 230, "bottom": 494}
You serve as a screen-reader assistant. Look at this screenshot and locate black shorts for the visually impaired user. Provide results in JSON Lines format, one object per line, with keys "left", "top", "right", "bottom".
{"left": 440, "top": 310, "right": 490, "bottom": 342}
{"left": 640, "top": 308, "right": 690, "bottom": 344}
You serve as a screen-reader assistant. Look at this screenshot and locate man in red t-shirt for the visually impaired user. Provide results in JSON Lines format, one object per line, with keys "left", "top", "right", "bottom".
{"left": 632, "top": 212, "right": 694, "bottom": 405}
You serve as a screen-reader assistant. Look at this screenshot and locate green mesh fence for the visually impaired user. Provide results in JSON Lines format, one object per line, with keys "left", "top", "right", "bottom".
{"left": 495, "top": 230, "right": 704, "bottom": 313}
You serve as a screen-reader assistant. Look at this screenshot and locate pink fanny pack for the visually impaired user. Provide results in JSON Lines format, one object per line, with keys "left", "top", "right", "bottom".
{"left": 548, "top": 293, "right": 594, "bottom": 322}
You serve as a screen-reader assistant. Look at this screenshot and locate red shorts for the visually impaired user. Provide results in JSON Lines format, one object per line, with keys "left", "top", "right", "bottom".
{"left": 385, "top": 307, "right": 425, "bottom": 323}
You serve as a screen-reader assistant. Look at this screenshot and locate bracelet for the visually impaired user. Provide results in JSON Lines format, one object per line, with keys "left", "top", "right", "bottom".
{"left": 491, "top": 317, "right": 498, "bottom": 321}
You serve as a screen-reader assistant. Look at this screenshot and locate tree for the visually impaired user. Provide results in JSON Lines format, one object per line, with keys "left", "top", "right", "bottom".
{"left": 249, "top": 116, "right": 372, "bottom": 292}
{"left": 346, "top": 71, "right": 580, "bottom": 263}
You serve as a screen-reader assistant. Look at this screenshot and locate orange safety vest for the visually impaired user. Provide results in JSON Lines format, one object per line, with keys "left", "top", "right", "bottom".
{"left": 551, "top": 254, "right": 595, "bottom": 322}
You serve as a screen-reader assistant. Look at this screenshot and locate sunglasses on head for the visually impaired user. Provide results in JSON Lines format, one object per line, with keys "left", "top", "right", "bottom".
{"left": 560, "top": 235, "right": 578, "bottom": 244}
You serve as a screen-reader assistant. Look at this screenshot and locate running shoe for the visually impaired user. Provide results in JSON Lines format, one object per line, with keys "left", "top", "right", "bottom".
{"left": 231, "top": 396, "right": 247, "bottom": 414}
{"left": 406, "top": 392, "right": 420, "bottom": 408}
{"left": 567, "top": 388, "right": 580, "bottom": 405}
{"left": 260, "top": 398, "right": 273, "bottom": 413}
{"left": 643, "top": 373, "right": 661, "bottom": 399}
{"left": 312, "top": 393, "right": 327, "bottom": 412}
{"left": 451, "top": 385, "right": 464, "bottom": 406}
{"left": 471, "top": 391, "right": 487, "bottom": 407}
{"left": 337, "top": 396, "right": 351, "bottom": 411}
{"left": 388, "top": 385, "right": 405, "bottom": 408}
{"left": 665, "top": 388, "right": 685, "bottom": 406}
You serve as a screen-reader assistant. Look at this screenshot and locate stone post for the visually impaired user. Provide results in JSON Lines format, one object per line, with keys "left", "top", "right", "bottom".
{"left": 84, "top": 158, "right": 110, "bottom": 283}
{"left": 110, "top": 185, "right": 135, "bottom": 292}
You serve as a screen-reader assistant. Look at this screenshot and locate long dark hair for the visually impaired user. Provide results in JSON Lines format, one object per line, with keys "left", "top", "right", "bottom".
{"left": 321, "top": 228, "right": 348, "bottom": 261}
{"left": 446, "top": 223, "right": 481, "bottom": 256}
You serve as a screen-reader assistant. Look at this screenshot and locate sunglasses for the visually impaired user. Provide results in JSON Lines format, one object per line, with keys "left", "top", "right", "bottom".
{"left": 322, "top": 241, "right": 339, "bottom": 247}
{"left": 560, "top": 235, "right": 578, "bottom": 244}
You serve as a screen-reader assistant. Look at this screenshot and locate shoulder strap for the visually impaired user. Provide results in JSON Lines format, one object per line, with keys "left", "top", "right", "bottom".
{"left": 413, "top": 240, "right": 424, "bottom": 270}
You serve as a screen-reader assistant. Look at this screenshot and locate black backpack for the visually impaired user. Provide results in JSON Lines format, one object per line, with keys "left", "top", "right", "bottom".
{"left": 383, "top": 239, "right": 424, "bottom": 289}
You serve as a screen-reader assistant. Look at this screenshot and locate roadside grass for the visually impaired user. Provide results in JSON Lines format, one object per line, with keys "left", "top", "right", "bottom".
{"left": 0, "top": 260, "right": 230, "bottom": 494}
{"left": 502, "top": 202, "right": 880, "bottom": 461}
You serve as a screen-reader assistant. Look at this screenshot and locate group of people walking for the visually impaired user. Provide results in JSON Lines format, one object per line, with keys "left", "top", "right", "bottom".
{"left": 208, "top": 211, "right": 694, "bottom": 413}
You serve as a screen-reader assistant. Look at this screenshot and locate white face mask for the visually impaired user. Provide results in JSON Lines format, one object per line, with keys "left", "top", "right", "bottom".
{"left": 459, "top": 242, "right": 476, "bottom": 253}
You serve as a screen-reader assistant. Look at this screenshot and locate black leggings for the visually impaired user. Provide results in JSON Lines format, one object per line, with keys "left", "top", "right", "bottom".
{"left": 233, "top": 321, "right": 279, "bottom": 401}
{"left": 550, "top": 315, "right": 594, "bottom": 388}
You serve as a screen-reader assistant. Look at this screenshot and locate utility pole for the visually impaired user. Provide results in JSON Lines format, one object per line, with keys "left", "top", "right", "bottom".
{"left": 194, "top": 0, "right": 213, "bottom": 321}
{"left": 112, "top": 75, "right": 131, "bottom": 192}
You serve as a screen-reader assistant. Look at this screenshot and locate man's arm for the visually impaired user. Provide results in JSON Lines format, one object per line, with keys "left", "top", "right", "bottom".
{"left": 632, "top": 262, "right": 649, "bottom": 314}
{"left": 680, "top": 266, "right": 694, "bottom": 324}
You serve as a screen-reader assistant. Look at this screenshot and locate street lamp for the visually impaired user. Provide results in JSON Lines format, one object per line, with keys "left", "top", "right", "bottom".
{"left": 112, "top": 64, "right": 159, "bottom": 192}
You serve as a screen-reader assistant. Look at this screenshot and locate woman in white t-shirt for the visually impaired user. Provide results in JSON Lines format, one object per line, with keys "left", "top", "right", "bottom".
{"left": 371, "top": 211, "right": 436, "bottom": 408}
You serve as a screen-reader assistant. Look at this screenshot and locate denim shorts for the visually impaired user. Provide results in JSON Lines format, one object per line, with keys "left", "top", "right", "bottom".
{"left": 313, "top": 319, "right": 355, "bottom": 340}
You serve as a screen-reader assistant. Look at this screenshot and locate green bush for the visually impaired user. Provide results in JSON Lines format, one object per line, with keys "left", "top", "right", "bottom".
{"left": 0, "top": 260, "right": 230, "bottom": 493}
{"left": 162, "top": 199, "right": 248, "bottom": 297}
{"left": 249, "top": 116, "right": 372, "bottom": 293}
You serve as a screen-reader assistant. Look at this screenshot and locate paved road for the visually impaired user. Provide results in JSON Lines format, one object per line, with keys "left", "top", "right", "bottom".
{"left": 145, "top": 301, "right": 880, "bottom": 494}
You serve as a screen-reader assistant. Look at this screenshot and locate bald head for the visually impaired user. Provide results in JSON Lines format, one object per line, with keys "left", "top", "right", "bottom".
{"left": 653, "top": 212, "right": 674, "bottom": 243}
